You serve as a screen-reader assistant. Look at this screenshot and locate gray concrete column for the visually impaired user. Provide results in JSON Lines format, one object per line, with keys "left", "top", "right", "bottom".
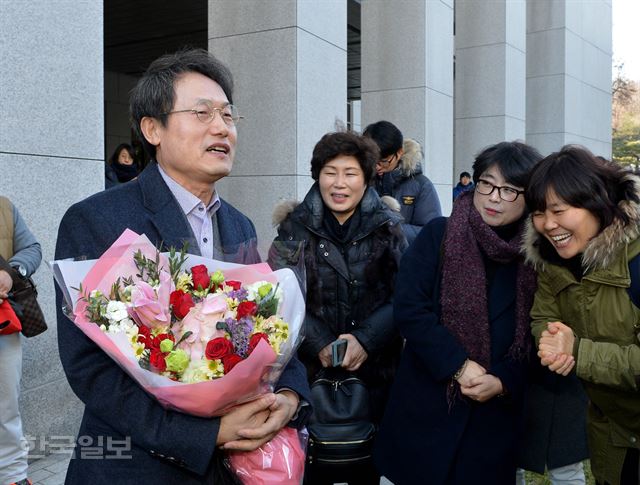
{"left": 0, "top": 0, "right": 103, "bottom": 447}
{"left": 526, "top": 0, "right": 612, "bottom": 157}
{"left": 455, "top": 0, "right": 527, "bottom": 177}
{"left": 208, "top": 0, "right": 347, "bottom": 255}
{"left": 361, "top": 0, "right": 454, "bottom": 215}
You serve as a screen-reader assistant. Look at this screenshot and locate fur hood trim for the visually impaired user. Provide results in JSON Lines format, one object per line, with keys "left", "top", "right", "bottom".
{"left": 272, "top": 199, "right": 299, "bottom": 227}
{"left": 524, "top": 173, "right": 640, "bottom": 271}
{"left": 398, "top": 138, "right": 423, "bottom": 177}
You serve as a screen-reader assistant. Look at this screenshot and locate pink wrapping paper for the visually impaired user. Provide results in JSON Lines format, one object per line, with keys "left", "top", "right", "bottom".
{"left": 228, "top": 427, "right": 306, "bottom": 485}
{"left": 68, "top": 229, "right": 300, "bottom": 417}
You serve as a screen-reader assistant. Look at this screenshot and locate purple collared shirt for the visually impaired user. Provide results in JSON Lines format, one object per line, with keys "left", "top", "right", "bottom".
{"left": 158, "top": 165, "right": 220, "bottom": 259}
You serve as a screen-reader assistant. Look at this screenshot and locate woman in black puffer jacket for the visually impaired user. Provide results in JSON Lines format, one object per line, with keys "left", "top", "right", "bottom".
{"left": 268, "top": 131, "right": 406, "bottom": 484}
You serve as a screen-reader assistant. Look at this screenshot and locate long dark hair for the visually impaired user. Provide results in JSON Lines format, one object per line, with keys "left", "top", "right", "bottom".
{"left": 526, "top": 145, "right": 639, "bottom": 231}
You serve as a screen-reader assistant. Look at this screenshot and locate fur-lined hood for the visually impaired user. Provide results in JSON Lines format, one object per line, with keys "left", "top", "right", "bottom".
{"left": 397, "top": 138, "right": 423, "bottom": 177}
{"left": 523, "top": 173, "right": 640, "bottom": 272}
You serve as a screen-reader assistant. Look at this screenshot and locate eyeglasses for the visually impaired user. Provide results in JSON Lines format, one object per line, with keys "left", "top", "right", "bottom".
{"left": 475, "top": 179, "right": 524, "bottom": 202}
{"left": 376, "top": 153, "right": 397, "bottom": 167}
{"left": 162, "top": 104, "right": 243, "bottom": 126}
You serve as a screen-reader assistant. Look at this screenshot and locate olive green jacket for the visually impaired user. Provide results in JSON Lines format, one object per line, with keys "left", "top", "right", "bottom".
{"left": 524, "top": 175, "right": 640, "bottom": 485}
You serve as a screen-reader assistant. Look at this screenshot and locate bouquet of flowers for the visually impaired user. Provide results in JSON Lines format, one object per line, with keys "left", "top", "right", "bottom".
{"left": 52, "top": 229, "right": 306, "bottom": 483}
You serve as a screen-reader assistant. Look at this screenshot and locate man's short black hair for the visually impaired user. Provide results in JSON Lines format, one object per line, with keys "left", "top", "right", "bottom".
{"left": 362, "top": 120, "right": 403, "bottom": 159}
{"left": 459, "top": 171, "right": 471, "bottom": 180}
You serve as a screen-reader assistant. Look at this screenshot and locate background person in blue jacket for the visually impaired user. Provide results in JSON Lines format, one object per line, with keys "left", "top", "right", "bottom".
{"left": 453, "top": 171, "right": 475, "bottom": 200}
{"left": 364, "top": 120, "right": 442, "bottom": 245}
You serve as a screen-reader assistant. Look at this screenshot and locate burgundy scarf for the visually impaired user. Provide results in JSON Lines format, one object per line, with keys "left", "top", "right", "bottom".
{"left": 440, "top": 191, "right": 536, "bottom": 369}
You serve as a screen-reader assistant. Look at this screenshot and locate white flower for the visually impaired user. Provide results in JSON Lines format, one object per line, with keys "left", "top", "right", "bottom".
{"left": 90, "top": 289, "right": 103, "bottom": 298}
{"left": 105, "top": 300, "right": 129, "bottom": 324}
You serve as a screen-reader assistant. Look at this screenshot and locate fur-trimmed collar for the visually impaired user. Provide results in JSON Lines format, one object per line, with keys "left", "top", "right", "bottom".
{"left": 523, "top": 173, "right": 640, "bottom": 272}
{"left": 397, "top": 138, "right": 423, "bottom": 177}
{"left": 272, "top": 185, "right": 402, "bottom": 228}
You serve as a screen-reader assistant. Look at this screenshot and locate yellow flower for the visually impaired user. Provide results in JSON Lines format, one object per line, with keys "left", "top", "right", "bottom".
{"left": 175, "top": 273, "right": 193, "bottom": 292}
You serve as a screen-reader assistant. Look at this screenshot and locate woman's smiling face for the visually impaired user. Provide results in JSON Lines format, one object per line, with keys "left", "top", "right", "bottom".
{"left": 532, "top": 188, "right": 601, "bottom": 259}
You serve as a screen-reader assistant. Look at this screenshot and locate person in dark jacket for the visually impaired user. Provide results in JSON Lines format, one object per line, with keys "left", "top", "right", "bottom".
{"left": 56, "top": 48, "right": 309, "bottom": 485}
{"left": 363, "top": 120, "right": 442, "bottom": 245}
{"left": 453, "top": 171, "right": 475, "bottom": 200}
{"left": 269, "top": 131, "right": 406, "bottom": 485}
{"left": 375, "top": 141, "right": 542, "bottom": 484}
{"left": 516, "top": 350, "right": 589, "bottom": 484}
{"left": 105, "top": 143, "right": 141, "bottom": 189}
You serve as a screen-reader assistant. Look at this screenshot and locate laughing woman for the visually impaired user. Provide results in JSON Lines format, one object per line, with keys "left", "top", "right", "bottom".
{"left": 375, "top": 141, "right": 542, "bottom": 484}
{"left": 525, "top": 146, "right": 640, "bottom": 485}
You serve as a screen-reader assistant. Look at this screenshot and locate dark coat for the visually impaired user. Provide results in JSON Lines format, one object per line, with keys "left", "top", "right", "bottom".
{"left": 518, "top": 353, "right": 589, "bottom": 473}
{"left": 374, "top": 218, "right": 529, "bottom": 485}
{"left": 55, "top": 163, "right": 310, "bottom": 484}
{"left": 374, "top": 139, "right": 442, "bottom": 245}
{"left": 268, "top": 184, "right": 406, "bottom": 419}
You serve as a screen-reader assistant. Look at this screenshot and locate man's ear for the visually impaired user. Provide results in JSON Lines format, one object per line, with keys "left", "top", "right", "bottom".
{"left": 140, "top": 117, "right": 161, "bottom": 147}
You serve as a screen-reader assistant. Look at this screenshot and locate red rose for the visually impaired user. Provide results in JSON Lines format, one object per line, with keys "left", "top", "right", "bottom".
{"left": 205, "top": 337, "right": 234, "bottom": 360}
{"left": 248, "top": 333, "right": 270, "bottom": 354}
{"left": 222, "top": 354, "right": 243, "bottom": 374}
{"left": 137, "top": 324, "right": 151, "bottom": 345}
{"left": 149, "top": 349, "right": 167, "bottom": 372}
{"left": 226, "top": 280, "right": 241, "bottom": 291}
{"left": 191, "top": 264, "right": 211, "bottom": 291}
{"left": 170, "top": 290, "right": 195, "bottom": 319}
{"left": 236, "top": 301, "right": 258, "bottom": 319}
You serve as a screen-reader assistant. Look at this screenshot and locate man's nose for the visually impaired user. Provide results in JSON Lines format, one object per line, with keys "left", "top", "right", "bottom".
{"left": 209, "top": 111, "right": 229, "bottom": 135}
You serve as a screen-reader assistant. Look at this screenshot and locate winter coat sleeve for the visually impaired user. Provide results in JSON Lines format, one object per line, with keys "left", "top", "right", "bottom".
{"left": 55, "top": 203, "right": 220, "bottom": 476}
{"left": 402, "top": 178, "right": 442, "bottom": 244}
{"left": 488, "top": 355, "right": 528, "bottom": 399}
{"left": 531, "top": 268, "right": 640, "bottom": 391}
{"left": 351, "top": 302, "right": 394, "bottom": 354}
{"left": 394, "top": 219, "right": 468, "bottom": 381}
{"left": 9, "top": 203, "right": 42, "bottom": 276}
{"left": 576, "top": 338, "right": 640, "bottom": 391}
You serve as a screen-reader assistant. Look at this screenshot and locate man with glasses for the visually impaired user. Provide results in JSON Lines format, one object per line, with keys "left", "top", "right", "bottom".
{"left": 55, "top": 49, "right": 309, "bottom": 483}
{"left": 364, "top": 120, "right": 442, "bottom": 245}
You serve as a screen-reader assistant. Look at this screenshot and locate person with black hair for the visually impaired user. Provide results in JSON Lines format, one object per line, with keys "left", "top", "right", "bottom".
{"left": 269, "top": 131, "right": 406, "bottom": 484}
{"left": 105, "top": 143, "right": 140, "bottom": 189}
{"left": 375, "top": 141, "right": 542, "bottom": 484}
{"left": 453, "top": 171, "right": 475, "bottom": 200}
{"left": 524, "top": 146, "right": 640, "bottom": 485}
{"left": 56, "top": 48, "right": 310, "bottom": 484}
{"left": 363, "top": 120, "right": 441, "bottom": 244}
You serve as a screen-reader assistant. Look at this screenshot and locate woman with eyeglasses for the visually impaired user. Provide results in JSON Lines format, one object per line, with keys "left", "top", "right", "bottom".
{"left": 374, "top": 141, "right": 542, "bottom": 484}
{"left": 524, "top": 147, "right": 640, "bottom": 485}
{"left": 363, "top": 121, "right": 442, "bottom": 245}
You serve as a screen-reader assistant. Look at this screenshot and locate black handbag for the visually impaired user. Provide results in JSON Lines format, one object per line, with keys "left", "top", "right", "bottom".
{"left": 0, "top": 256, "right": 47, "bottom": 338}
{"left": 307, "top": 369, "right": 376, "bottom": 469}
